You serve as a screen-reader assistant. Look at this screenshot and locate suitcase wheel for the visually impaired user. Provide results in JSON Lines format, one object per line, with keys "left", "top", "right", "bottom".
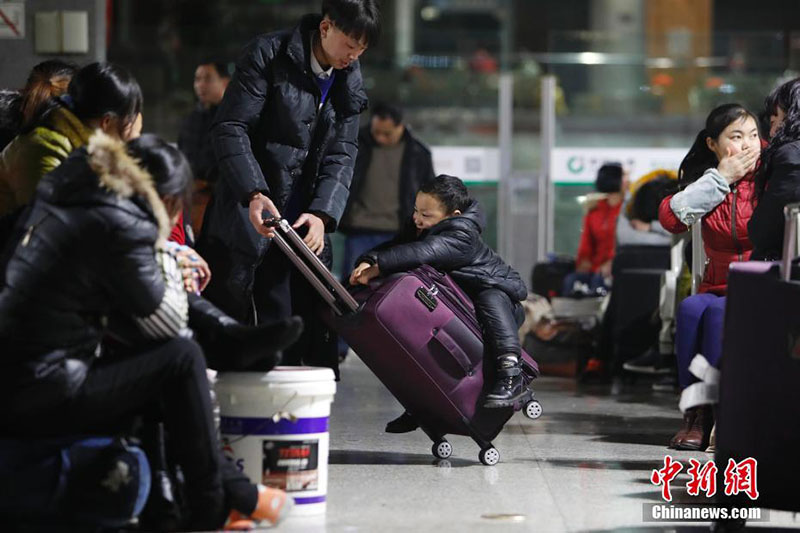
{"left": 479, "top": 447, "right": 500, "bottom": 466}
{"left": 524, "top": 400, "right": 543, "bottom": 420}
{"left": 432, "top": 440, "right": 453, "bottom": 459}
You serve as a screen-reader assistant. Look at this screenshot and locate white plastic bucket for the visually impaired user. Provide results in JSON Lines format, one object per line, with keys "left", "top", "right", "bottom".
{"left": 217, "top": 367, "right": 337, "bottom": 515}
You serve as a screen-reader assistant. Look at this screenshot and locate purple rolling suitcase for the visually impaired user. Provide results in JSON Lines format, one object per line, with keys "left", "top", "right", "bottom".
{"left": 267, "top": 219, "right": 541, "bottom": 465}
{"left": 715, "top": 204, "right": 800, "bottom": 514}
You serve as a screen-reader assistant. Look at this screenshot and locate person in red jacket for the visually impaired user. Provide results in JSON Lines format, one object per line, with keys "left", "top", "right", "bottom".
{"left": 562, "top": 163, "right": 625, "bottom": 296}
{"left": 658, "top": 103, "right": 761, "bottom": 451}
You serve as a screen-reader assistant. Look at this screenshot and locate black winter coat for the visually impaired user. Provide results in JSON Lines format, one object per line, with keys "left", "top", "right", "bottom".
{"left": 359, "top": 200, "right": 527, "bottom": 301}
{"left": 339, "top": 126, "right": 435, "bottom": 233}
{"left": 178, "top": 103, "right": 219, "bottom": 183}
{"left": 0, "top": 133, "right": 171, "bottom": 413}
{"left": 202, "top": 14, "right": 367, "bottom": 263}
{"left": 749, "top": 141, "right": 800, "bottom": 260}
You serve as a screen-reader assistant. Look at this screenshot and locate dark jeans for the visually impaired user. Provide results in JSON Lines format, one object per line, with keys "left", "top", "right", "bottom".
{"left": 472, "top": 288, "right": 525, "bottom": 363}
{"left": 9, "top": 338, "right": 254, "bottom": 530}
{"left": 339, "top": 231, "right": 396, "bottom": 278}
{"left": 337, "top": 231, "right": 395, "bottom": 356}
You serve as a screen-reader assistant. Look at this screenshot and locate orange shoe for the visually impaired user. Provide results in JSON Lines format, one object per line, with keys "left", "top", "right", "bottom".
{"left": 251, "top": 484, "right": 293, "bottom": 525}
{"left": 223, "top": 511, "right": 256, "bottom": 531}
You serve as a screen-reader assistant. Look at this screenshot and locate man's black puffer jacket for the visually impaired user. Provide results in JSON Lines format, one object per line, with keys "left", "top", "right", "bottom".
{"left": 0, "top": 133, "right": 171, "bottom": 412}
{"left": 203, "top": 13, "right": 368, "bottom": 260}
{"left": 358, "top": 200, "right": 527, "bottom": 301}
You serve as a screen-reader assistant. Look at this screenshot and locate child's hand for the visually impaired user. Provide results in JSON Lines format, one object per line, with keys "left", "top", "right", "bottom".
{"left": 349, "top": 262, "right": 372, "bottom": 285}
{"left": 350, "top": 262, "right": 379, "bottom": 285}
{"left": 356, "top": 265, "right": 380, "bottom": 285}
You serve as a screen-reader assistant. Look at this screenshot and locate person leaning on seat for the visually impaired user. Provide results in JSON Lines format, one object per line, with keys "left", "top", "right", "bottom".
{"left": 658, "top": 103, "right": 760, "bottom": 452}
{"left": 562, "top": 162, "right": 627, "bottom": 297}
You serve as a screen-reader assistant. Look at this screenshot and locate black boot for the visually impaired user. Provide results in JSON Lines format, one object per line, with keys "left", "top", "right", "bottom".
{"left": 484, "top": 355, "right": 530, "bottom": 408}
{"left": 385, "top": 411, "right": 419, "bottom": 434}
{"left": 188, "top": 294, "right": 303, "bottom": 371}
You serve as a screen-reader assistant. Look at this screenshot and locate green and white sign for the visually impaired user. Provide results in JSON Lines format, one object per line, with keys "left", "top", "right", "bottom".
{"left": 552, "top": 147, "right": 687, "bottom": 184}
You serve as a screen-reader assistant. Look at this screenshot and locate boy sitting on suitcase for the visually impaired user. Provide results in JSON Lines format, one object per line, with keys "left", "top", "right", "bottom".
{"left": 349, "top": 174, "right": 530, "bottom": 431}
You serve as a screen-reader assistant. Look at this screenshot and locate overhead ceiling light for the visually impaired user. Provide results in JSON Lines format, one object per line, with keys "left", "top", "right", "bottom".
{"left": 421, "top": 6, "right": 440, "bottom": 21}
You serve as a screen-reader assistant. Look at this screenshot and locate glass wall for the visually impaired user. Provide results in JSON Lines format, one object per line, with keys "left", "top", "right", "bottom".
{"left": 105, "top": 0, "right": 800, "bottom": 275}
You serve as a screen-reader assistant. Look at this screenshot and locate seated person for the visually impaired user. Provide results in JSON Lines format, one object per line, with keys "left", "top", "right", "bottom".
{"left": 616, "top": 170, "right": 676, "bottom": 247}
{"left": 350, "top": 175, "right": 529, "bottom": 431}
{"left": 749, "top": 77, "right": 800, "bottom": 260}
{"left": 0, "top": 131, "right": 291, "bottom": 530}
{"left": 562, "top": 162, "right": 626, "bottom": 296}
{"left": 658, "top": 103, "right": 760, "bottom": 451}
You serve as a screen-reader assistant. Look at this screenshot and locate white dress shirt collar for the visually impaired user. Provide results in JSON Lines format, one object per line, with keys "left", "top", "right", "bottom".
{"left": 310, "top": 35, "right": 334, "bottom": 80}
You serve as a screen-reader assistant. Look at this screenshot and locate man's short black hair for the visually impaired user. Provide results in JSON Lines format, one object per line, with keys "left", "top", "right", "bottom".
{"left": 419, "top": 174, "right": 471, "bottom": 214}
{"left": 322, "top": 0, "right": 381, "bottom": 47}
{"left": 371, "top": 101, "right": 403, "bottom": 124}
{"left": 199, "top": 61, "right": 231, "bottom": 79}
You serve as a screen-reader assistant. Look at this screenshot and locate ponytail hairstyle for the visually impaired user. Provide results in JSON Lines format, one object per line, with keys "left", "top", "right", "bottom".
{"left": 757, "top": 77, "right": 800, "bottom": 197}
{"left": 19, "top": 60, "right": 77, "bottom": 133}
{"left": 68, "top": 62, "right": 143, "bottom": 137}
{"left": 678, "top": 103, "right": 758, "bottom": 190}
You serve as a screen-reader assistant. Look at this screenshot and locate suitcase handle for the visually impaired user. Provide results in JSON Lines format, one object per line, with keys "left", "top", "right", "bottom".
{"left": 782, "top": 203, "right": 800, "bottom": 282}
{"left": 266, "top": 218, "right": 359, "bottom": 315}
{"left": 430, "top": 327, "right": 474, "bottom": 376}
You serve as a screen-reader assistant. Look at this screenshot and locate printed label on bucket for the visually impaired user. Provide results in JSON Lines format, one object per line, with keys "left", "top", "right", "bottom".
{"left": 263, "top": 439, "right": 319, "bottom": 492}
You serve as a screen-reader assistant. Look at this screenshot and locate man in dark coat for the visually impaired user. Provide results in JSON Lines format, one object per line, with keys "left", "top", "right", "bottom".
{"left": 339, "top": 101, "right": 435, "bottom": 277}
{"left": 178, "top": 61, "right": 231, "bottom": 238}
{"left": 178, "top": 61, "right": 230, "bottom": 185}
{"left": 197, "top": 0, "right": 380, "bottom": 374}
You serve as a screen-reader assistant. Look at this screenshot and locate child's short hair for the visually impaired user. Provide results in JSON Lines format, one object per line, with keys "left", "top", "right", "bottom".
{"left": 419, "top": 174, "right": 471, "bottom": 213}
{"left": 322, "top": 0, "right": 381, "bottom": 47}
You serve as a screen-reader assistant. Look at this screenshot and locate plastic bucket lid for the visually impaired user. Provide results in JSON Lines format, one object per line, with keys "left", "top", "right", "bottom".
{"left": 220, "top": 366, "right": 335, "bottom": 385}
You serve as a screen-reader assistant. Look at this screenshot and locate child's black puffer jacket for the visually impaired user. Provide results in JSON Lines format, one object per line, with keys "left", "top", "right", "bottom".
{"left": 358, "top": 199, "right": 527, "bottom": 302}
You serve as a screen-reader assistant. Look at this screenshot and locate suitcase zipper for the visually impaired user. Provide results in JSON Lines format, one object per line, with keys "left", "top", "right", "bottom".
{"left": 415, "top": 270, "right": 484, "bottom": 340}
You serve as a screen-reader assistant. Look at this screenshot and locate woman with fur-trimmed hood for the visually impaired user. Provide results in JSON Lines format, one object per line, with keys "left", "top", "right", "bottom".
{"left": 0, "top": 133, "right": 292, "bottom": 529}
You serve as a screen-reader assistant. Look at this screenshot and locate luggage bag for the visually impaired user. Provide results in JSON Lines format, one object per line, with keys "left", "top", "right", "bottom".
{"left": 715, "top": 203, "right": 800, "bottom": 513}
{"left": 267, "top": 219, "right": 542, "bottom": 465}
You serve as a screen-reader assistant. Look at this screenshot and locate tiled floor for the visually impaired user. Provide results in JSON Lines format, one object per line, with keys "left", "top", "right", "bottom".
{"left": 277, "top": 355, "right": 800, "bottom": 532}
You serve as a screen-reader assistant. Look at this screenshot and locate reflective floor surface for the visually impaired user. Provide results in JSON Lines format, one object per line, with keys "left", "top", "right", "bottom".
{"left": 277, "top": 355, "right": 800, "bottom": 532}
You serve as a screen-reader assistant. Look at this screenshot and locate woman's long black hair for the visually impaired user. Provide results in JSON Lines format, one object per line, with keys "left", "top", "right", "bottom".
{"left": 678, "top": 103, "right": 758, "bottom": 190}
{"left": 757, "top": 77, "right": 800, "bottom": 197}
{"left": 127, "top": 134, "right": 192, "bottom": 213}
{"left": 67, "top": 62, "right": 143, "bottom": 135}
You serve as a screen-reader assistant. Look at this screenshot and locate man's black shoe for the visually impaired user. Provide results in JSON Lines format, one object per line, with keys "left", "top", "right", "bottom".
{"left": 623, "top": 347, "right": 672, "bottom": 375}
{"left": 385, "top": 411, "right": 419, "bottom": 433}
{"left": 484, "top": 371, "right": 530, "bottom": 408}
